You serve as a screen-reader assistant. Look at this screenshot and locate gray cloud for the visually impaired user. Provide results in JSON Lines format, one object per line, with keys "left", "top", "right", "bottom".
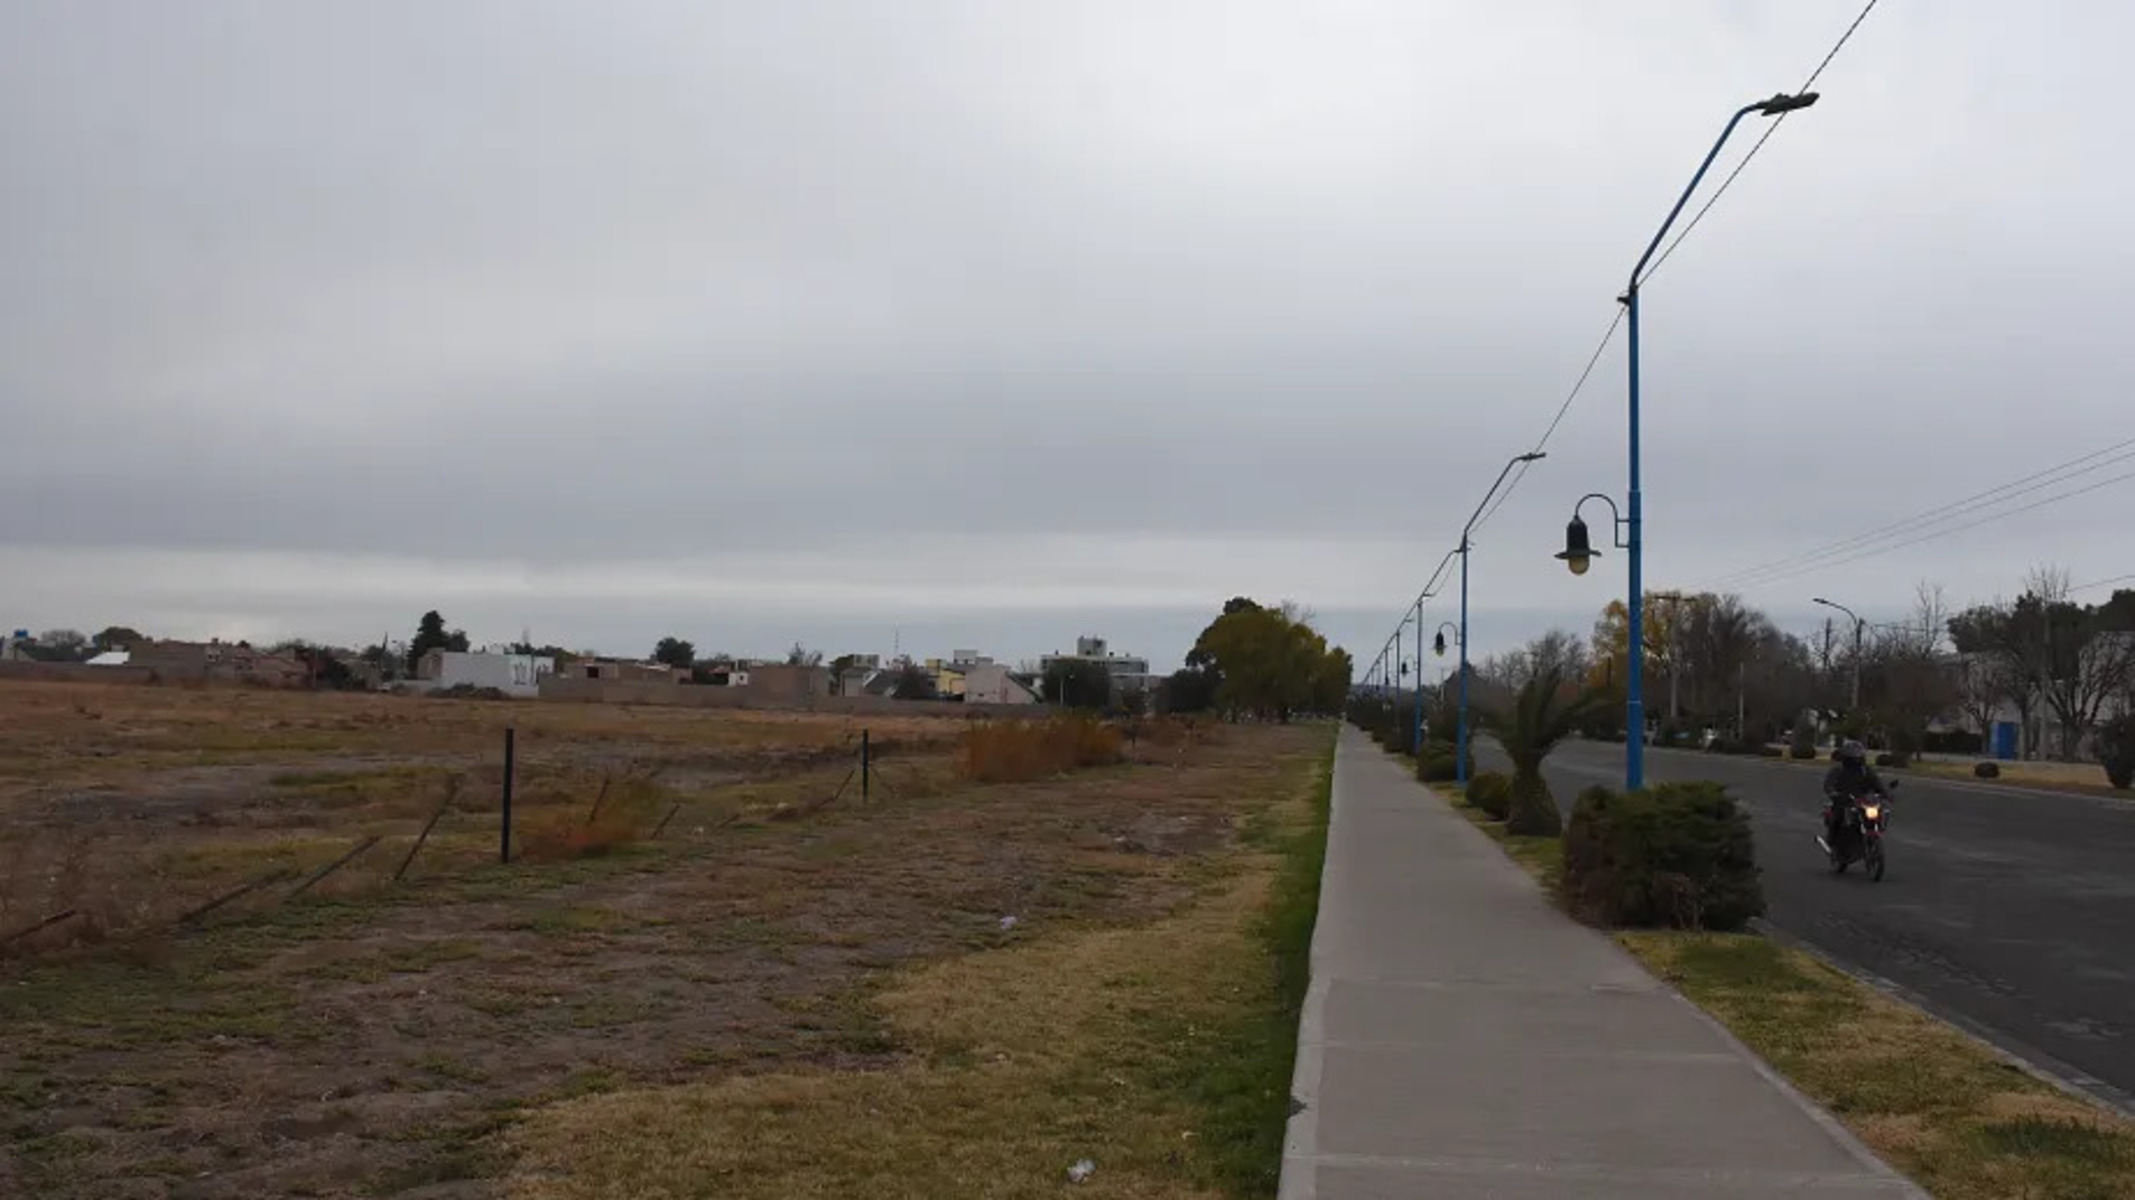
{"left": 4, "top": 1, "right": 2131, "bottom": 665}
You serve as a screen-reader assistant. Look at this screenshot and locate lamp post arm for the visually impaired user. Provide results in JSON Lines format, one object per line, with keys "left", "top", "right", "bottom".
{"left": 1630, "top": 102, "right": 1763, "bottom": 290}
{"left": 1461, "top": 454, "right": 1545, "bottom": 551}
{"left": 1573, "top": 493, "right": 1633, "bottom": 550}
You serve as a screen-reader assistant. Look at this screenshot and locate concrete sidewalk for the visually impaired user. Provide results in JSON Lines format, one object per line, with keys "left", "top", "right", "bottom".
{"left": 1279, "top": 728, "right": 1924, "bottom": 1199}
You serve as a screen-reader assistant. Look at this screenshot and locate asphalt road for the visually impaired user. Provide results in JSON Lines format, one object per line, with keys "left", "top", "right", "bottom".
{"left": 1520, "top": 739, "right": 2135, "bottom": 1113}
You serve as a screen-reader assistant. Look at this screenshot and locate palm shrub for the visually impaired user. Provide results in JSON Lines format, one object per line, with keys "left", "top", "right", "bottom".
{"left": 1465, "top": 771, "right": 1512, "bottom": 820}
{"left": 1482, "top": 668, "right": 1609, "bottom": 837}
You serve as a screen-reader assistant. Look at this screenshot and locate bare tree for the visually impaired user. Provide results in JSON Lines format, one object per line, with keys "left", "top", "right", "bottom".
{"left": 1950, "top": 596, "right": 2046, "bottom": 758}
{"left": 1683, "top": 594, "right": 1761, "bottom": 728}
{"left": 1480, "top": 629, "right": 1588, "bottom": 693}
{"left": 1949, "top": 568, "right": 2135, "bottom": 760}
{"left": 1952, "top": 653, "right": 2012, "bottom": 754}
{"left": 2027, "top": 565, "right": 2073, "bottom": 605}
{"left": 1861, "top": 625, "right": 1957, "bottom": 758}
{"left": 1911, "top": 581, "right": 1951, "bottom": 656}
{"left": 2044, "top": 618, "right": 2135, "bottom": 760}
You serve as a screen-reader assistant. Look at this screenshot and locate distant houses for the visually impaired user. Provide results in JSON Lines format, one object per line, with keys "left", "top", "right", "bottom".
{"left": 0, "top": 622, "right": 1138, "bottom": 714}
{"left": 129, "top": 639, "right": 310, "bottom": 687}
{"left": 830, "top": 649, "right": 1043, "bottom": 706}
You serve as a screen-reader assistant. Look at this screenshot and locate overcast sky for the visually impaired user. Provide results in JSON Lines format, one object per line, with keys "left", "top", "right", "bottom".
{"left": 3, "top": 1, "right": 2129, "bottom": 669}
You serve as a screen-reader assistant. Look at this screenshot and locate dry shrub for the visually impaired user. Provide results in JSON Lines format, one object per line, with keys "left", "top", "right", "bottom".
{"left": 1138, "top": 715, "right": 1220, "bottom": 748}
{"left": 0, "top": 830, "right": 165, "bottom": 957}
{"left": 957, "top": 716, "right": 1124, "bottom": 783}
{"left": 514, "top": 770, "right": 672, "bottom": 863}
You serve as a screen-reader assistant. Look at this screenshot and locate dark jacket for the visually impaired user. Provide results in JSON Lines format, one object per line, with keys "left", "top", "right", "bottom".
{"left": 1823, "top": 761, "right": 1887, "bottom": 801}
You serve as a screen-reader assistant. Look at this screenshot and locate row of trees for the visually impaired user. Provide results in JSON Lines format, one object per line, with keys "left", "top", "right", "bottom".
{"left": 1164, "top": 597, "right": 1352, "bottom": 720}
{"left": 1468, "top": 567, "right": 2135, "bottom": 763}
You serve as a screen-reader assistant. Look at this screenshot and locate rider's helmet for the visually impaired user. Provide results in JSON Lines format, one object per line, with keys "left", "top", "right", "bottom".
{"left": 1837, "top": 739, "right": 1868, "bottom": 767}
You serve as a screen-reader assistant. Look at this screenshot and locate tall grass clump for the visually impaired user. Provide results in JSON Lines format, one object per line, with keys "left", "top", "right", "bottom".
{"left": 958, "top": 716, "right": 1125, "bottom": 783}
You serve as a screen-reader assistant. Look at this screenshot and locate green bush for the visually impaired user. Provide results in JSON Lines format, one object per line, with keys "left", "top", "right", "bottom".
{"left": 1753, "top": 744, "right": 1784, "bottom": 759}
{"left": 1412, "top": 740, "right": 1474, "bottom": 784}
{"left": 2096, "top": 715, "right": 2135, "bottom": 790}
{"left": 1789, "top": 744, "right": 1819, "bottom": 760}
{"left": 1347, "top": 695, "right": 1423, "bottom": 754}
{"left": 1465, "top": 771, "right": 1512, "bottom": 821}
{"left": 1561, "top": 781, "right": 1765, "bottom": 932}
{"left": 1973, "top": 761, "right": 2001, "bottom": 779}
{"left": 1415, "top": 750, "right": 1455, "bottom": 782}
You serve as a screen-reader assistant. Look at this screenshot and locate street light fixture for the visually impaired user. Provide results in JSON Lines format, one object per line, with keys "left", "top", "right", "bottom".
{"left": 1432, "top": 621, "right": 1460, "bottom": 658}
{"left": 1561, "top": 90, "right": 1819, "bottom": 792}
{"left": 1557, "top": 493, "right": 1629, "bottom": 577}
{"left": 1757, "top": 91, "right": 1821, "bottom": 115}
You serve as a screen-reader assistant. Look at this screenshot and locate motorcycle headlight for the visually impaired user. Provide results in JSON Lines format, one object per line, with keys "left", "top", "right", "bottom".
{"left": 1861, "top": 805, "right": 1880, "bottom": 821}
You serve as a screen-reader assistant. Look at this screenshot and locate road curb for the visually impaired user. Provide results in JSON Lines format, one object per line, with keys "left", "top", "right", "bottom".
{"left": 1751, "top": 917, "right": 2135, "bottom": 1121}
{"left": 1657, "top": 983, "right": 1931, "bottom": 1198}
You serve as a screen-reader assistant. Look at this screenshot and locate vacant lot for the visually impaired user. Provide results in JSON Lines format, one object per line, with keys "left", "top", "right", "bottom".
{"left": 0, "top": 681, "right": 1326, "bottom": 1198}
{"left": 0, "top": 681, "right": 959, "bottom": 945}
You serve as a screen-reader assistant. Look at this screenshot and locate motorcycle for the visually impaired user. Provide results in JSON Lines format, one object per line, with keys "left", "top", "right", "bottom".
{"left": 1819, "top": 780, "right": 1895, "bottom": 881}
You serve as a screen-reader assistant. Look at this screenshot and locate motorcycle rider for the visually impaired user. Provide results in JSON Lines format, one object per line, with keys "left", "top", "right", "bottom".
{"left": 1822, "top": 740, "right": 1888, "bottom": 849}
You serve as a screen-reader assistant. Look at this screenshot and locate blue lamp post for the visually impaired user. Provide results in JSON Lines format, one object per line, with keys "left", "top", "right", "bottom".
{"left": 1410, "top": 597, "right": 1426, "bottom": 753}
{"left": 1456, "top": 451, "right": 1548, "bottom": 785}
{"left": 1558, "top": 90, "right": 1819, "bottom": 792}
{"left": 1406, "top": 548, "right": 1461, "bottom": 755}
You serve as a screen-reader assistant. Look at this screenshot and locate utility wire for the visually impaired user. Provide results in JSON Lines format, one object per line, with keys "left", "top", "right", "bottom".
{"left": 1708, "top": 437, "right": 2135, "bottom": 589}
{"left": 1722, "top": 466, "right": 2135, "bottom": 591}
{"left": 1472, "top": 307, "right": 1628, "bottom": 538}
{"left": 1640, "top": 0, "right": 1882, "bottom": 287}
{"left": 2076, "top": 573, "right": 2135, "bottom": 594}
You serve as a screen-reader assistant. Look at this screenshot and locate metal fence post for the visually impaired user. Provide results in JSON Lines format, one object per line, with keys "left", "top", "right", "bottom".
{"left": 501, "top": 727, "right": 515, "bottom": 864}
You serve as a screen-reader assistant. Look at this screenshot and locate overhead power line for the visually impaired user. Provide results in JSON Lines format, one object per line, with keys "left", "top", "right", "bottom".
{"left": 1472, "top": 307, "right": 1628, "bottom": 538}
{"left": 1716, "top": 463, "right": 2135, "bottom": 592}
{"left": 2074, "top": 573, "right": 2135, "bottom": 594}
{"left": 1708, "top": 436, "right": 2135, "bottom": 590}
{"left": 1640, "top": 0, "right": 1883, "bottom": 287}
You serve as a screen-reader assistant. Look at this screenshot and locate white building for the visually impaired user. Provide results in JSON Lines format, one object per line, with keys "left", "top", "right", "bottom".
{"left": 415, "top": 649, "right": 555, "bottom": 698}
{"left": 1040, "top": 636, "right": 1161, "bottom": 697}
{"left": 962, "top": 662, "right": 1041, "bottom": 705}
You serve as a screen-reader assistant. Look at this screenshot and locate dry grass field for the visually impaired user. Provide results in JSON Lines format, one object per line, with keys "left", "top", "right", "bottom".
{"left": 0, "top": 680, "right": 1328, "bottom": 1199}
{"left": 0, "top": 682, "right": 959, "bottom": 947}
